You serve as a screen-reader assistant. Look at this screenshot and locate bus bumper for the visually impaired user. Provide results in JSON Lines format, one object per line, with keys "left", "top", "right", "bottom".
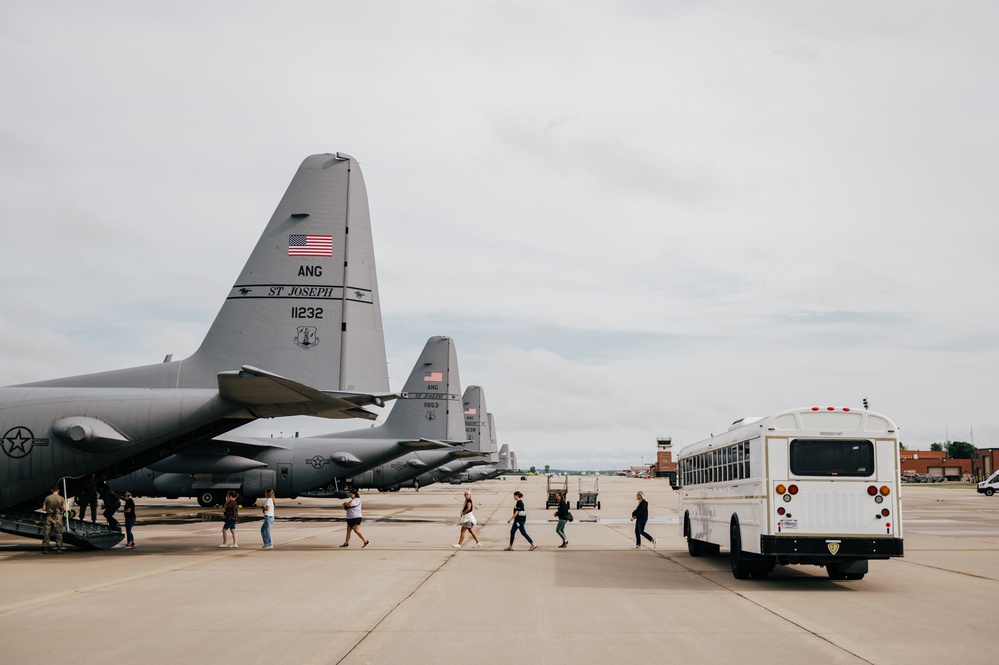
{"left": 761, "top": 535, "right": 904, "bottom": 559}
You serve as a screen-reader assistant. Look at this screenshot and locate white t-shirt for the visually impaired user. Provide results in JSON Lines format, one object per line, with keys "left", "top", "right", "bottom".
{"left": 345, "top": 497, "right": 361, "bottom": 519}
{"left": 263, "top": 498, "right": 275, "bottom": 517}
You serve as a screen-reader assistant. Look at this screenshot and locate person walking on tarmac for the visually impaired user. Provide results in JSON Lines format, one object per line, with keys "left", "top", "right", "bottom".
{"left": 505, "top": 490, "right": 536, "bottom": 551}
{"left": 340, "top": 489, "right": 369, "bottom": 548}
{"left": 554, "top": 490, "right": 571, "bottom": 548}
{"left": 220, "top": 491, "right": 239, "bottom": 548}
{"left": 41, "top": 486, "right": 66, "bottom": 554}
{"left": 631, "top": 491, "right": 656, "bottom": 549}
{"left": 453, "top": 490, "right": 481, "bottom": 549}
{"left": 122, "top": 492, "right": 137, "bottom": 549}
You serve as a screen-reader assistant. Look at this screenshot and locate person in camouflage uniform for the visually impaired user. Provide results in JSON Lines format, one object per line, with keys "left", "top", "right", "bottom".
{"left": 42, "top": 486, "right": 66, "bottom": 554}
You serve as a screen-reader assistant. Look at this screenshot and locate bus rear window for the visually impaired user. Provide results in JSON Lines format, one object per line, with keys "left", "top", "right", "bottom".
{"left": 789, "top": 439, "right": 874, "bottom": 477}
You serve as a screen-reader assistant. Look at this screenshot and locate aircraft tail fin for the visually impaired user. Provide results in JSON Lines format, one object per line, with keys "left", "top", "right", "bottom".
{"left": 23, "top": 154, "right": 389, "bottom": 394}
{"left": 462, "top": 385, "right": 489, "bottom": 452}
{"left": 378, "top": 336, "right": 464, "bottom": 441}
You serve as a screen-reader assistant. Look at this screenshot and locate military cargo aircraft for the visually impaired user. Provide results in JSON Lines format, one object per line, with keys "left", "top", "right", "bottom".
{"left": 334, "top": 342, "right": 487, "bottom": 492}
{"left": 0, "top": 153, "right": 394, "bottom": 545}
{"left": 111, "top": 336, "right": 471, "bottom": 505}
{"left": 411, "top": 385, "right": 501, "bottom": 488}
{"left": 352, "top": 384, "right": 495, "bottom": 491}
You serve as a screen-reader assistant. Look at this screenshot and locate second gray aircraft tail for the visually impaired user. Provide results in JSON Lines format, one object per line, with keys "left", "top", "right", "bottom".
{"left": 364, "top": 336, "right": 465, "bottom": 442}
{"left": 22, "top": 153, "right": 388, "bottom": 393}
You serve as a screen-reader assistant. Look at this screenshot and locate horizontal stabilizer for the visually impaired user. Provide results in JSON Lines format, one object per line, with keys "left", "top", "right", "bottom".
{"left": 52, "top": 417, "right": 130, "bottom": 453}
{"left": 398, "top": 439, "right": 463, "bottom": 450}
{"left": 449, "top": 450, "right": 489, "bottom": 459}
{"left": 211, "top": 433, "right": 293, "bottom": 450}
{"left": 217, "top": 366, "right": 397, "bottom": 420}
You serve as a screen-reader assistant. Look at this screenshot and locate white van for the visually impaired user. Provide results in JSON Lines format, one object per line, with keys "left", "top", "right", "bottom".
{"left": 977, "top": 471, "right": 999, "bottom": 496}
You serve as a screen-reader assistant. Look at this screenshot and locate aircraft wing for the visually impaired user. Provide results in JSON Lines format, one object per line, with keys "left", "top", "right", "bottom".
{"left": 218, "top": 366, "right": 397, "bottom": 421}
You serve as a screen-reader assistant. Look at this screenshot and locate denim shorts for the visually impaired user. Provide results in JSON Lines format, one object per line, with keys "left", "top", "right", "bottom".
{"left": 223, "top": 519, "right": 237, "bottom": 530}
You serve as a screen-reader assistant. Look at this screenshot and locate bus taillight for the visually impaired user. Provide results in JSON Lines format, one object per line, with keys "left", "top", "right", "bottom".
{"left": 880, "top": 485, "right": 890, "bottom": 496}
{"left": 775, "top": 484, "right": 786, "bottom": 495}
{"left": 788, "top": 484, "right": 798, "bottom": 495}
{"left": 881, "top": 509, "right": 890, "bottom": 517}
{"left": 867, "top": 485, "right": 878, "bottom": 496}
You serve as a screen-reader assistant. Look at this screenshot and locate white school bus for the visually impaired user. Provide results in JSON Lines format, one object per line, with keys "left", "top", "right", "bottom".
{"left": 676, "top": 406, "right": 903, "bottom": 580}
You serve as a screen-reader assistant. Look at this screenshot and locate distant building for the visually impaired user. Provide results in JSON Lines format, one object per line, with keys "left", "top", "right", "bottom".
{"left": 900, "top": 449, "right": 971, "bottom": 481}
{"left": 973, "top": 448, "right": 999, "bottom": 481}
{"left": 655, "top": 437, "right": 676, "bottom": 483}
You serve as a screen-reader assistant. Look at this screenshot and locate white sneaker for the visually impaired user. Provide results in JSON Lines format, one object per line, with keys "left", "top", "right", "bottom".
{"left": 633, "top": 545, "right": 641, "bottom": 549}
{"left": 452, "top": 543, "right": 462, "bottom": 549}
{"left": 473, "top": 542, "right": 482, "bottom": 548}
{"left": 652, "top": 539, "right": 657, "bottom": 549}
{"left": 218, "top": 544, "right": 228, "bottom": 548}
{"left": 230, "top": 544, "right": 238, "bottom": 548}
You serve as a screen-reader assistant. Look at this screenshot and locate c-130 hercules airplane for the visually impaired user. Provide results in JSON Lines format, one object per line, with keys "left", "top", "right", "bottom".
{"left": 0, "top": 153, "right": 396, "bottom": 547}
{"left": 111, "top": 336, "right": 474, "bottom": 505}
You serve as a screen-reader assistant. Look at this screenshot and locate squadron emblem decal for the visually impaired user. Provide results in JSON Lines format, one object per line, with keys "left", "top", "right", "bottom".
{"left": 293, "top": 326, "right": 319, "bottom": 349}
{"left": 826, "top": 541, "right": 841, "bottom": 555}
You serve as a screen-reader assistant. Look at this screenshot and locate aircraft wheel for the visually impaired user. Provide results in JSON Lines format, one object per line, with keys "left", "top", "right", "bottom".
{"left": 197, "top": 491, "right": 219, "bottom": 508}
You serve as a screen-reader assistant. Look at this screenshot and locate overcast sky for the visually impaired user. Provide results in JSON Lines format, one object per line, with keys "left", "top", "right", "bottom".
{"left": 2, "top": 2, "right": 997, "bottom": 470}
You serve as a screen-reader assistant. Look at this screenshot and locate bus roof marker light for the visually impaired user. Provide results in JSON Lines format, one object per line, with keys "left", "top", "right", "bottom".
{"left": 827, "top": 407, "right": 835, "bottom": 411}
{"left": 812, "top": 407, "right": 820, "bottom": 411}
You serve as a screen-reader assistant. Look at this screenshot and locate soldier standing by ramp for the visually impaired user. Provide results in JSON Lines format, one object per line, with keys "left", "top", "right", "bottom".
{"left": 41, "top": 486, "right": 66, "bottom": 554}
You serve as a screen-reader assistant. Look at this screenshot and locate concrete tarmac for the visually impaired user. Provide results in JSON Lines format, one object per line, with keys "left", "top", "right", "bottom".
{"left": 1, "top": 476, "right": 994, "bottom": 665}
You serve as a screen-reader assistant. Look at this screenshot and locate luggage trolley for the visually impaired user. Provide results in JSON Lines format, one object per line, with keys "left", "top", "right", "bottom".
{"left": 546, "top": 474, "right": 568, "bottom": 508}
{"left": 577, "top": 475, "right": 600, "bottom": 509}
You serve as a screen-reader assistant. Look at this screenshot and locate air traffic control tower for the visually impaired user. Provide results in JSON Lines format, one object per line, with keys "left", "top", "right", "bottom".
{"left": 655, "top": 437, "right": 676, "bottom": 485}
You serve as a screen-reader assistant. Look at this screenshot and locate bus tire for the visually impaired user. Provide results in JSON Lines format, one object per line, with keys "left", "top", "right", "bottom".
{"left": 730, "top": 521, "right": 751, "bottom": 579}
{"left": 685, "top": 513, "right": 718, "bottom": 557}
{"left": 986, "top": 488, "right": 995, "bottom": 497}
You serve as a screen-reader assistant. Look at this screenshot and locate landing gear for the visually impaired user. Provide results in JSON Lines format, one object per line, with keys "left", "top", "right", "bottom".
{"left": 197, "top": 491, "right": 223, "bottom": 508}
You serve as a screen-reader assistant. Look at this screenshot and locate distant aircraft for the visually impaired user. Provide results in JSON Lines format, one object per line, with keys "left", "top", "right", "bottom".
{"left": 337, "top": 341, "right": 486, "bottom": 492}
{"left": 0, "top": 153, "right": 395, "bottom": 545}
{"left": 414, "top": 386, "right": 502, "bottom": 487}
{"left": 111, "top": 336, "right": 470, "bottom": 505}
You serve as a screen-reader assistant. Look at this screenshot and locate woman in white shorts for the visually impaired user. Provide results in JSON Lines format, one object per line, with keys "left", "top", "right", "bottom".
{"left": 453, "top": 490, "right": 481, "bottom": 549}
